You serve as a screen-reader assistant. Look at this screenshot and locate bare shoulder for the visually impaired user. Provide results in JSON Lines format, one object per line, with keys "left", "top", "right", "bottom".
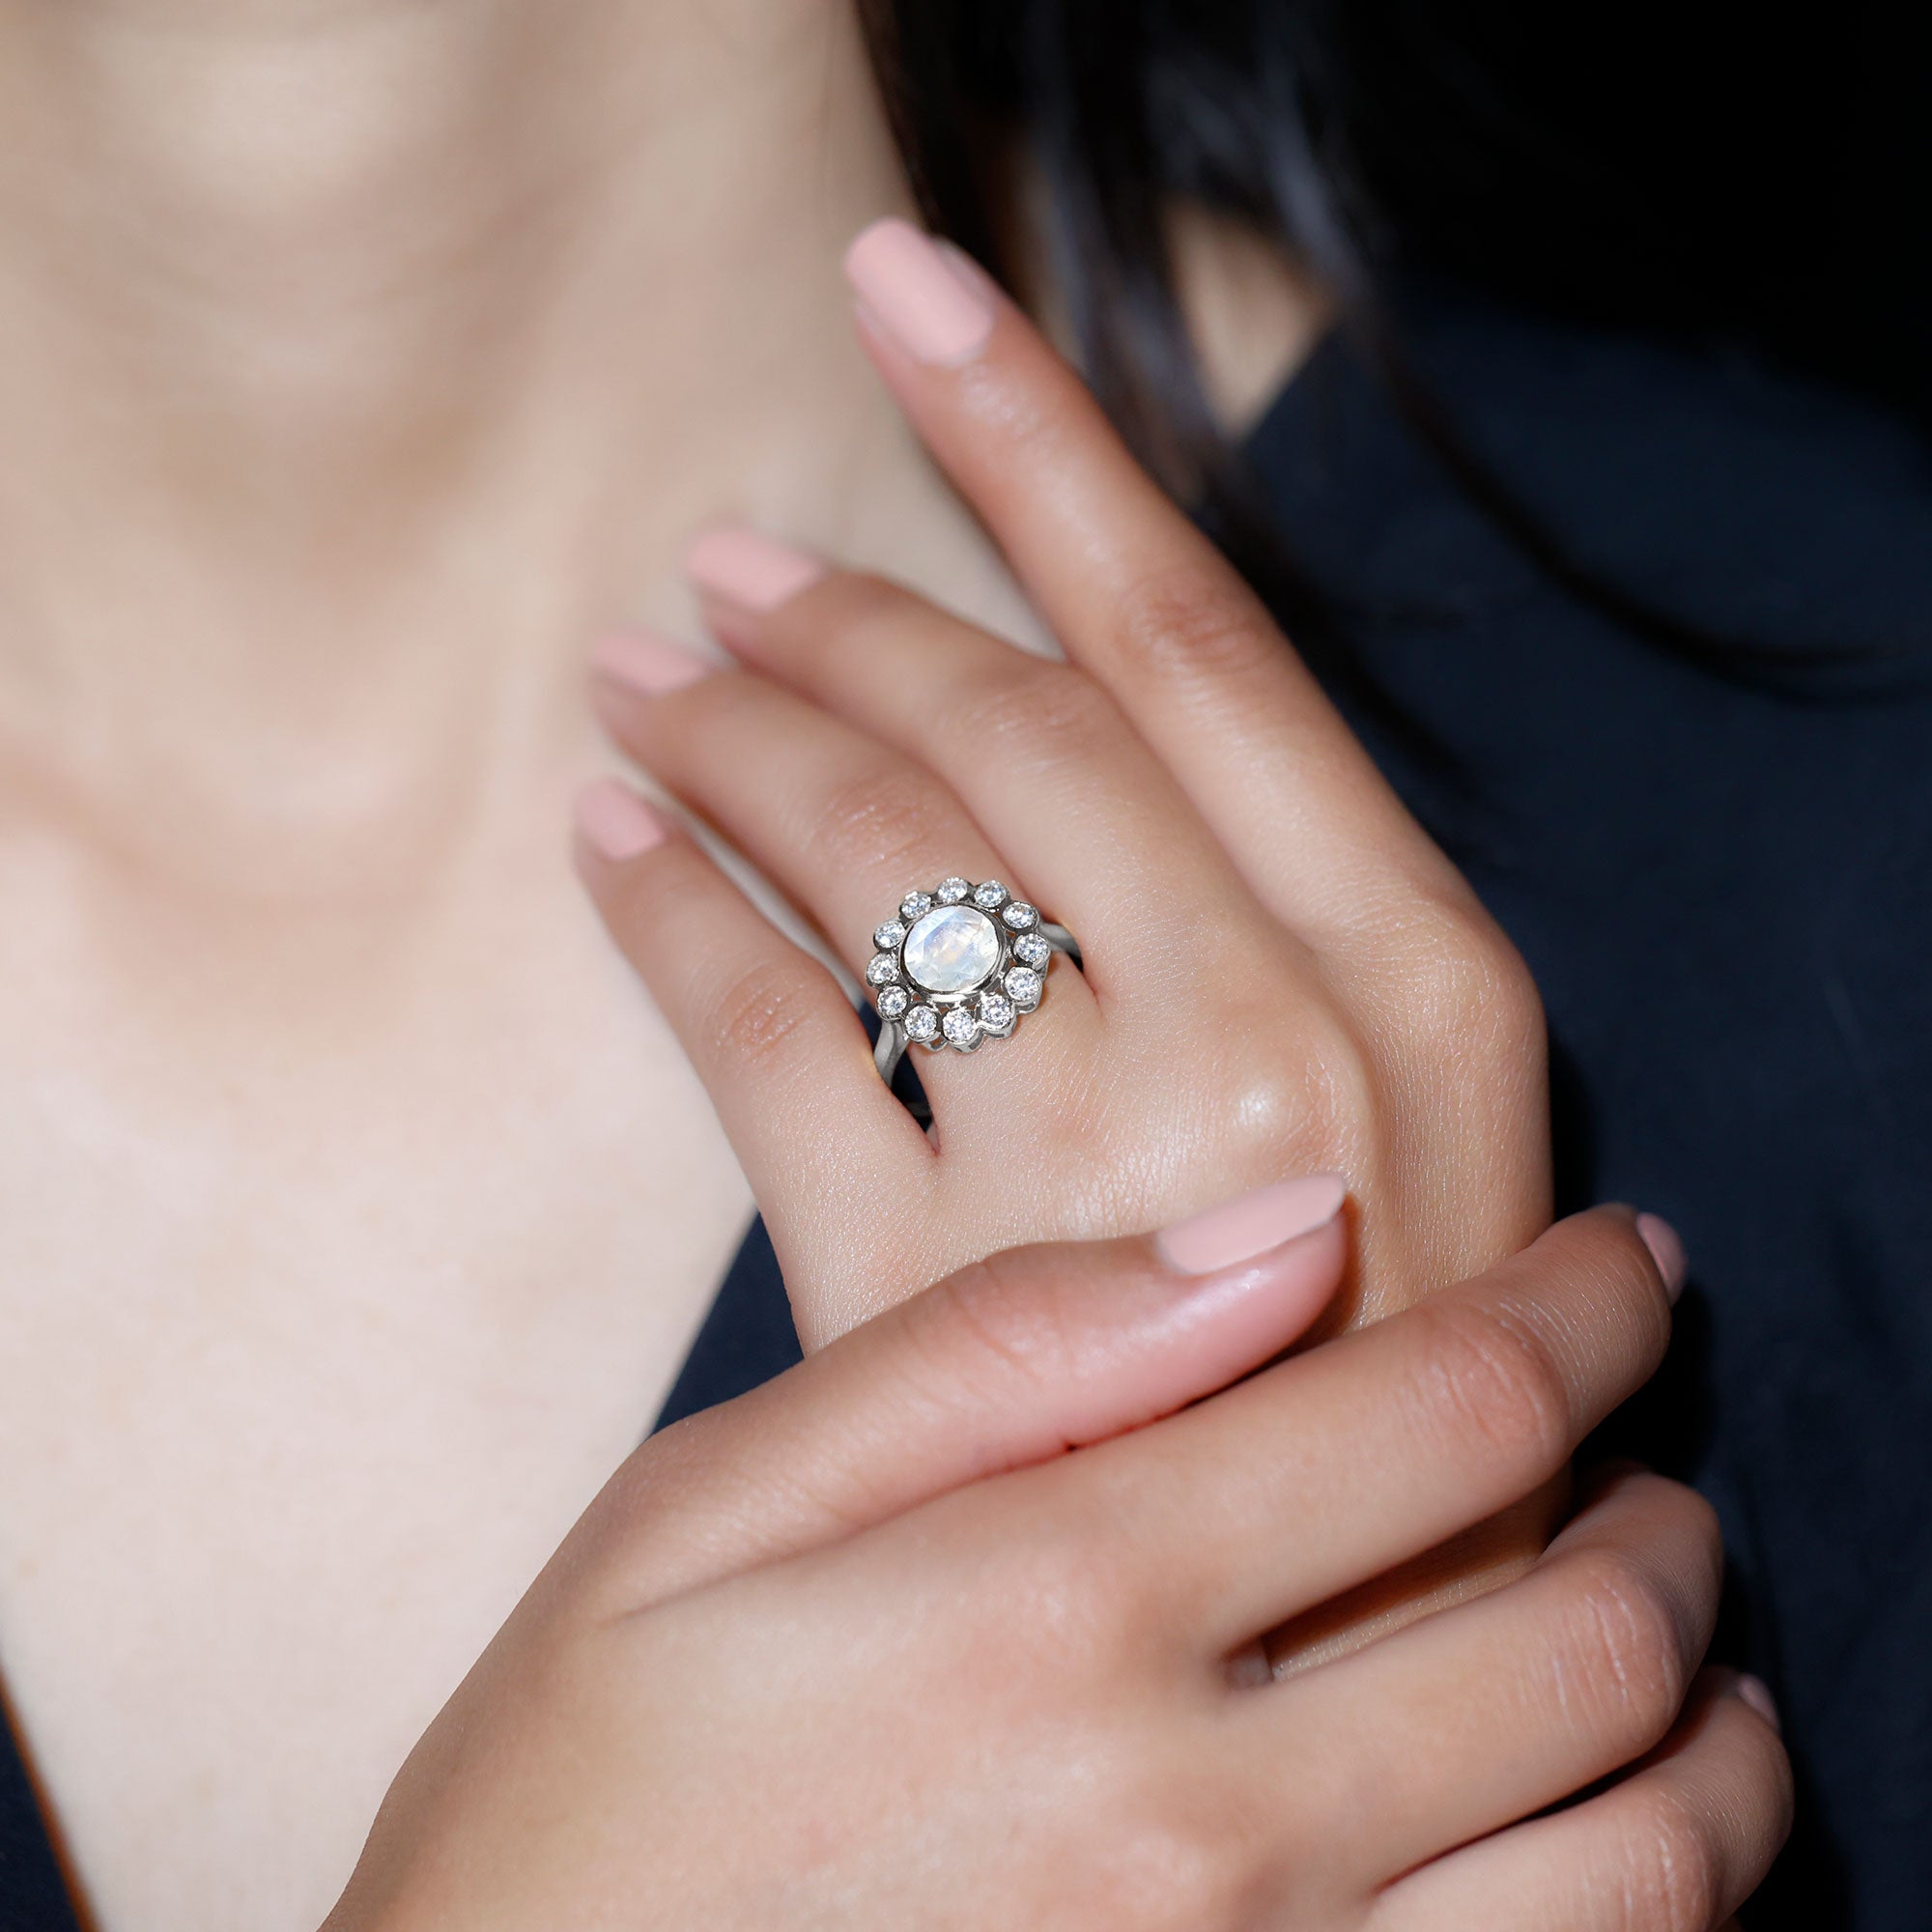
{"left": 1167, "top": 202, "right": 1330, "bottom": 434}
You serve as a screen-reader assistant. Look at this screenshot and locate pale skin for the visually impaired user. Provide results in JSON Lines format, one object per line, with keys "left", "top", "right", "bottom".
{"left": 0, "top": 1, "right": 1048, "bottom": 1924}
{"left": 0, "top": 1, "right": 1783, "bottom": 1929}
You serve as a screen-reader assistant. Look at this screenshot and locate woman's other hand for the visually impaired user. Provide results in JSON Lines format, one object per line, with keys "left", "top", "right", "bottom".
{"left": 325, "top": 1205, "right": 1788, "bottom": 1931}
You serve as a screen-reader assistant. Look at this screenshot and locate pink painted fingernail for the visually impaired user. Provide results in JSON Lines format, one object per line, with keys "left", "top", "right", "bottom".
{"left": 573, "top": 780, "right": 667, "bottom": 863}
{"left": 591, "top": 628, "right": 714, "bottom": 696}
{"left": 1156, "top": 1175, "right": 1348, "bottom": 1276}
{"left": 843, "top": 218, "right": 995, "bottom": 367}
{"left": 1636, "top": 1211, "right": 1688, "bottom": 1304}
{"left": 1736, "top": 1673, "right": 1781, "bottom": 1732}
{"left": 686, "top": 527, "right": 825, "bottom": 612}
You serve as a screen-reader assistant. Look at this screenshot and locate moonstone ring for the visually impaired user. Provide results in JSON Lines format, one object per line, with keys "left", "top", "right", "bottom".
{"left": 866, "top": 877, "right": 1081, "bottom": 1099}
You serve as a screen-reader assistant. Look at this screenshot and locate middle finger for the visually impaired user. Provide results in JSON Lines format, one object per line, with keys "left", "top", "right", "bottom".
{"left": 684, "top": 536, "right": 1300, "bottom": 1002}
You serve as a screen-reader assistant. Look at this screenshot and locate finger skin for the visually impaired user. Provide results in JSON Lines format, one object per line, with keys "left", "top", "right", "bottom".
{"left": 575, "top": 1198, "right": 1350, "bottom": 1609}
{"left": 1240, "top": 1470, "right": 1723, "bottom": 1889}
{"left": 846, "top": 239, "right": 1472, "bottom": 945}
{"left": 591, "top": 661, "right": 1015, "bottom": 981}
{"left": 590, "top": 662, "right": 1106, "bottom": 1131}
{"left": 1371, "top": 1669, "right": 1794, "bottom": 1932}
{"left": 1087, "top": 1205, "right": 1676, "bottom": 1646}
{"left": 694, "top": 565, "right": 1295, "bottom": 995}
{"left": 572, "top": 807, "right": 927, "bottom": 1254}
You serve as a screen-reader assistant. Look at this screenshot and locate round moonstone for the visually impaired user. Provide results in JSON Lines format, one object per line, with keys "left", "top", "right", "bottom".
{"left": 902, "top": 904, "right": 1002, "bottom": 995}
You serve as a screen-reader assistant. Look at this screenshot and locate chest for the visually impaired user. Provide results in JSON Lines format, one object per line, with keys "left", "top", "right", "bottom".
{"left": 0, "top": 843, "right": 750, "bottom": 1931}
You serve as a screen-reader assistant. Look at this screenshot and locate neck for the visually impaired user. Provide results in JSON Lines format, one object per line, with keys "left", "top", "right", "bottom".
{"left": 0, "top": 1, "right": 993, "bottom": 850}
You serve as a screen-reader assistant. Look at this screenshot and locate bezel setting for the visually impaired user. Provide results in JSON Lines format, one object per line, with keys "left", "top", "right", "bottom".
{"left": 867, "top": 878, "right": 1069, "bottom": 1057}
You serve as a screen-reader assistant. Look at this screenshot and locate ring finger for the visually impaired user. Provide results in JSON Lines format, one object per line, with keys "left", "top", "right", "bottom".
{"left": 589, "top": 632, "right": 1104, "bottom": 1101}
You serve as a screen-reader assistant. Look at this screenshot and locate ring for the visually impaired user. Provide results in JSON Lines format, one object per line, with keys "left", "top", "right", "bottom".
{"left": 867, "top": 877, "right": 1082, "bottom": 1097}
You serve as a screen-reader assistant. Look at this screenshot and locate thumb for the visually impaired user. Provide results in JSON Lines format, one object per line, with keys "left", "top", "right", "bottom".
{"left": 589, "top": 1174, "right": 1349, "bottom": 1606}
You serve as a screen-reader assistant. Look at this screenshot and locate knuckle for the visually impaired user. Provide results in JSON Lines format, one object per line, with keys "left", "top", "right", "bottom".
{"left": 1108, "top": 561, "right": 1276, "bottom": 691}
{"left": 694, "top": 953, "right": 820, "bottom": 1074}
{"left": 1559, "top": 1547, "right": 1692, "bottom": 1747}
{"left": 1218, "top": 1063, "right": 1321, "bottom": 1164}
{"left": 1214, "top": 1052, "right": 1347, "bottom": 1179}
{"left": 950, "top": 660, "right": 1119, "bottom": 779}
{"left": 916, "top": 1251, "right": 1088, "bottom": 1406}
{"left": 1083, "top": 1803, "right": 1256, "bottom": 1932}
{"left": 803, "top": 761, "right": 955, "bottom": 883}
{"left": 985, "top": 1510, "right": 1126, "bottom": 1665}
{"left": 1384, "top": 894, "right": 1546, "bottom": 1060}
{"left": 1176, "top": 992, "right": 1367, "bottom": 1177}
{"left": 1617, "top": 1789, "right": 1725, "bottom": 1932}
{"left": 1409, "top": 1293, "right": 1576, "bottom": 1477}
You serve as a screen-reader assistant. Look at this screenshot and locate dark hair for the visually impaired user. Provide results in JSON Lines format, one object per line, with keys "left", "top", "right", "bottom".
{"left": 861, "top": 1, "right": 1932, "bottom": 666}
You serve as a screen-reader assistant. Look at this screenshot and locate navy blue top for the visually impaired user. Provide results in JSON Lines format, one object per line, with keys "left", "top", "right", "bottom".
{"left": 6, "top": 280, "right": 1929, "bottom": 1927}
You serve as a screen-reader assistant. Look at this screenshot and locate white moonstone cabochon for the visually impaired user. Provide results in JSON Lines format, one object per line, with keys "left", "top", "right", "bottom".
{"left": 902, "top": 904, "right": 1002, "bottom": 994}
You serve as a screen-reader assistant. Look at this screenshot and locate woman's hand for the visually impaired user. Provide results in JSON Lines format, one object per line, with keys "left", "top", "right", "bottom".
{"left": 577, "top": 215, "right": 1557, "bottom": 1645}
{"left": 325, "top": 1204, "right": 1787, "bottom": 1931}
{"left": 577, "top": 218, "right": 1547, "bottom": 1353}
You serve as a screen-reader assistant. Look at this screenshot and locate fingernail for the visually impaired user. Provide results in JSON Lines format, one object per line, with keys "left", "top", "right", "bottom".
{"left": 573, "top": 779, "right": 667, "bottom": 863}
{"left": 843, "top": 217, "right": 995, "bottom": 367}
{"left": 1156, "top": 1175, "right": 1348, "bottom": 1276}
{"left": 1735, "top": 1673, "right": 1780, "bottom": 1732}
{"left": 591, "top": 628, "right": 714, "bottom": 696}
{"left": 686, "top": 526, "right": 826, "bottom": 613}
{"left": 1636, "top": 1211, "right": 1688, "bottom": 1304}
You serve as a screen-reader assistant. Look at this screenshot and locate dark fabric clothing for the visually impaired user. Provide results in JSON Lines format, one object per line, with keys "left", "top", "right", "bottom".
{"left": 0, "top": 1726, "right": 71, "bottom": 1932}
{"left": 1246, "top": 280, "right": 1932, "bottom": 1931}
{"left": 4, "top": 277, "right": 1928, "bottom": 1927}
{"left": 653, "top": 1213, "right": 805, "bottom": 1433}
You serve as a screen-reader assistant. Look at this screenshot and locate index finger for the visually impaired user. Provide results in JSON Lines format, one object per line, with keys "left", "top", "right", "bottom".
{"left": 841, "top": 218, "right": 1470, "bottom": 942}
{"left": 1075, "top": 1203, "right": 1679, "bottom": 1650}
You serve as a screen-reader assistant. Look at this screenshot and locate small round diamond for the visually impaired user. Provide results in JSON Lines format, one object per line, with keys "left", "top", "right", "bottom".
{"left": 865, "top": 952, "right": 901, "bottom": 986}
{"left": 942, "top": 1008, "right": 982, "bottom": 1049}
{"left": 875, "top": 983, "right": 910, "bottom": 1020}
{"left": 1012, "top": 932, "right": 1051, "bottom": 970}
{"left": 1004, "top": 965, "right": 1042, "bottom": 1009}
{"left": 904, "top": 1004, "right": 940, "bottom": 1043}
{"left": 972, "top": 880, "right": 1009, "bottom": 911}
{"left": 900, "top": 890, "right": 934, "bottom": 921}
{"left": 935, "top": 877, "right": 971, "bottom": 905}
{"left": 1002, "top": 900, "right": 1038, "bottom": 932}
{"left": 873, "top": 920, "right": 908, "bottom": 952}
{"left": 978, "top": 991, "right": 1016, "bottom": 1035}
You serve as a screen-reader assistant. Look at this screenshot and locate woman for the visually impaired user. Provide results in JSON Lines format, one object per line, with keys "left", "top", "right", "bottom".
{"left": 0, "top": 0, "right": 1906, "bottom": 1923}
